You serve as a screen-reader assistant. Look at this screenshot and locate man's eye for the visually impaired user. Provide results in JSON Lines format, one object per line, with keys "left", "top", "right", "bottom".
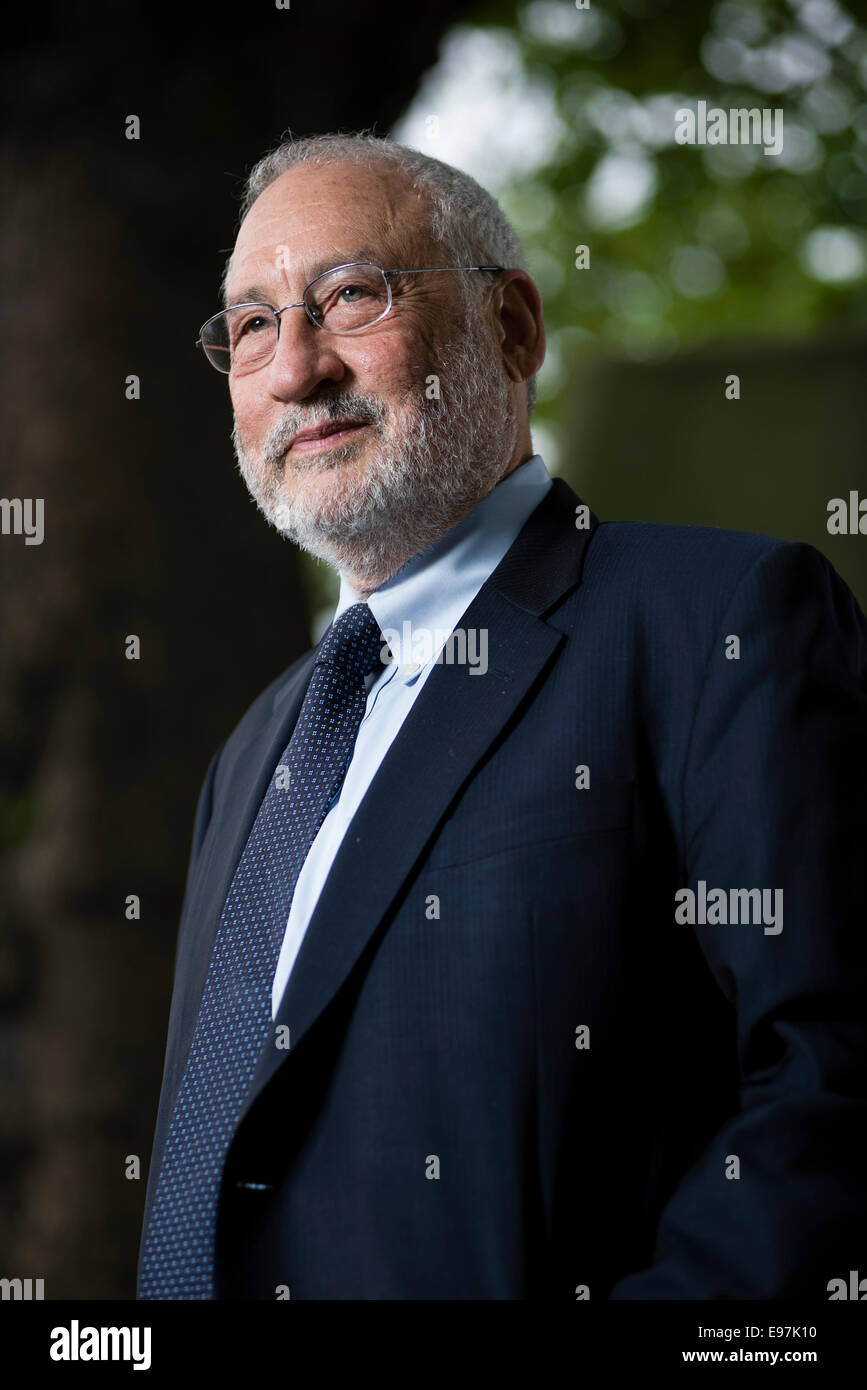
{"left": 236, "top": 314, "right": 270, "bottom": 337}
{"left": 338, "top": 284, "right": 368, "bottom": 303}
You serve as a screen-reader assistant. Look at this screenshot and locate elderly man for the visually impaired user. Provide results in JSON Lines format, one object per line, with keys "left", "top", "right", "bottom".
{"left": 137, "top": 132, "right": 867, "bottom": 1301}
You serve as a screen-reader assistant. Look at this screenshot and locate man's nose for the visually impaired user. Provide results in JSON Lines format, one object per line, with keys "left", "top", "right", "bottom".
{"left": 265, "top": 307, "right": 347, "bottom": 400}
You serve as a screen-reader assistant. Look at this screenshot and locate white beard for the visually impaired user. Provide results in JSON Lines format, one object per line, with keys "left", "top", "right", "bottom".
{"left": 232, "top": 303, "right": 519, "bottom": 591}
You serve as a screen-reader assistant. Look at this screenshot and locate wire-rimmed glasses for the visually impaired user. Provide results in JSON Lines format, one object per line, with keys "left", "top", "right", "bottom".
{"left": 196, "top": 261, "right": 504, "bottom": 375}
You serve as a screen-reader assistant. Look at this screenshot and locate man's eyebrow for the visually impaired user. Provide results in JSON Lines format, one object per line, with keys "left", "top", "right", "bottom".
{"left": 224, "top": 285, "right": 273, "bottom": 308}
{"left": 223, "top": 247, "right": 403, "bottom": 309}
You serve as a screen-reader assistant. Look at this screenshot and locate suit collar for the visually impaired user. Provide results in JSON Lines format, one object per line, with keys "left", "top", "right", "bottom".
{"left": 332, "top": 453, "right": 553, "bottom": 662}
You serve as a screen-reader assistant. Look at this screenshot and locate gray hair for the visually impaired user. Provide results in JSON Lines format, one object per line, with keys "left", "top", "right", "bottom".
{"left": 224, "top": 130, "right": 537, "bottom": 417}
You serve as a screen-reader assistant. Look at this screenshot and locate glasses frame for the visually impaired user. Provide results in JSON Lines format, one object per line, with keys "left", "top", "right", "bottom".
{"left": 196, "top": 260, "right": 506, "bottom": 374}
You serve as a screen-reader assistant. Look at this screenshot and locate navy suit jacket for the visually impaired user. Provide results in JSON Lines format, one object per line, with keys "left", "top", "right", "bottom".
{"left": 139, "top": 475, "right": 867, "bottom": 1299}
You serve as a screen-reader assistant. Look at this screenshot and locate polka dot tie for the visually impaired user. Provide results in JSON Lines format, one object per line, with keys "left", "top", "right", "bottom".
{"left": 138, "top": 602, "right": 387, "bottom": 1299}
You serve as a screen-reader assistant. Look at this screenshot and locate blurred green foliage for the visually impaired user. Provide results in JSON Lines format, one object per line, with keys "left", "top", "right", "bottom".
{"left": 464, "top": 0, "right": 867, "bottom": 413}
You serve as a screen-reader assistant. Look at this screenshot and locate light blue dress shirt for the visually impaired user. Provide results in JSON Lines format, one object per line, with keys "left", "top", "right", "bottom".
{"left": 270, "top": 452, "right": 553, "bottom": 1018}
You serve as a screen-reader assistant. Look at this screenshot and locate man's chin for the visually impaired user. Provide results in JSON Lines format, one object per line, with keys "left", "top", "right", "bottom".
{"left": 278, "top": 447, "right": 364, "bottom": 509}
{"left": 269, "top": 453, "right": 372, "bottom": 530}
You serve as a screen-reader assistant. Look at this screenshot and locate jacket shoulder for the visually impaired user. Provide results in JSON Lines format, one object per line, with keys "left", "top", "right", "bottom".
{"left": 235, "top": 646, "right": 314, "bottom": 737}
{"left": 589, "top": 517, "right": 792, "bottom": 580}
{"left": 582, "top": 518, "right": 827, "bottom": 616}
{"left": 574, "top": 518, "right": 857, "bottom": 672}
{"left": 207, "top": 645, "right": 315, "bottom": 783}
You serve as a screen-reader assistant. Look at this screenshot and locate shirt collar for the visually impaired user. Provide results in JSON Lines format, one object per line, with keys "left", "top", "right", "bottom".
{"left": 332, "top": 453, "right": 553, "bottom": 683}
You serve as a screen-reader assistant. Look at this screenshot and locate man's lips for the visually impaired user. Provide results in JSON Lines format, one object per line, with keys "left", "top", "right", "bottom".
{"left": 287, "top": 420, "right": 367, "bottom": 453}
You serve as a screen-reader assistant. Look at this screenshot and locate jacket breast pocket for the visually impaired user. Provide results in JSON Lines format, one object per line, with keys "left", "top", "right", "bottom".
{"left": 425, "top": 777, "right": 634, "bottom": 870}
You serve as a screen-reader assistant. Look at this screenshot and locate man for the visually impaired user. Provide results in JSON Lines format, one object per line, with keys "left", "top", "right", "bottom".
{"left": 138, "top": 132, "right": 867, "bottom": 1300}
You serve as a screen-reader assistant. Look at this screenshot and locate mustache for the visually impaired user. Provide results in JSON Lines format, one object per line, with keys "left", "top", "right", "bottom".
{"left": 256, "top": 393, "right": 390, "bottom": 472}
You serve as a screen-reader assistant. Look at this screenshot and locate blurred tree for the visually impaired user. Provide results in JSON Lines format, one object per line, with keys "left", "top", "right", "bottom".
{"left": 0, "top": 0, "right": 472, "bottom": 1298}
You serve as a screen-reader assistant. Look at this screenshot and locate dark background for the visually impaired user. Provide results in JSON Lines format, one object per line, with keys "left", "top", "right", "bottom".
{"left": 2, "top": 0, "right": 866, "bottom": 1297}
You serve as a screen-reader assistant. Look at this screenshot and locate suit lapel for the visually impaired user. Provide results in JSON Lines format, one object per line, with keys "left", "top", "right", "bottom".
{"left": 235, "top": 476, "right": 599, "bottom": 1124}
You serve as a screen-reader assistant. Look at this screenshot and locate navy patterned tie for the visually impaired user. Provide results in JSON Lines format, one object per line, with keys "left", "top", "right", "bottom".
{"left": 138, "top": 602, "right": 387, "bottom": 1299}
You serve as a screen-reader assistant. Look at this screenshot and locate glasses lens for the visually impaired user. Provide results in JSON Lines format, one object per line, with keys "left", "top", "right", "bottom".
{"left": 201, "top": 306, "right": 278, "bottom": 374}
{"left": 305, "top": 264, "right": 390, "bottom": 334}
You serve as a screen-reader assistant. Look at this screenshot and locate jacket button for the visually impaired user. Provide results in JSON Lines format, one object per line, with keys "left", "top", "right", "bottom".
{"left": 234, "top": 1180, "right": 274, "bottom": 1191}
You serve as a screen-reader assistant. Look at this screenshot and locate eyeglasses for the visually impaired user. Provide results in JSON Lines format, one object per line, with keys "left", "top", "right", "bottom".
{"left": 196, "top": 260, "right": 505, "bottom": 375}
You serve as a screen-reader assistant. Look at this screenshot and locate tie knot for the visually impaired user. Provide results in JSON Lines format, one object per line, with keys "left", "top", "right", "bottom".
{"left": 317, "top": 602, "right": 387, "bottom": 681}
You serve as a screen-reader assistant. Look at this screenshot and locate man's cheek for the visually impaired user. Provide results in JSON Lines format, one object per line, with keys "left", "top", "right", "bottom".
{"left": 238, "top": 412, "right": 272, "bottom": 462}
{"left": 352, "top": 337, "right": 413, "bottom": 384}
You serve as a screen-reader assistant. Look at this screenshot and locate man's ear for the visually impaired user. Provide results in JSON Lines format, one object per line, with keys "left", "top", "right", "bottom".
{"left": 491, "top": 270, "right": 546, "bottom": 387}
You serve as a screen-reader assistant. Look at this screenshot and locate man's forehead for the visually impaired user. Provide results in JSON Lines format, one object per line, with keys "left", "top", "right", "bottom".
{"left": 227, "top": 161, "right": 430, "bottom": 297}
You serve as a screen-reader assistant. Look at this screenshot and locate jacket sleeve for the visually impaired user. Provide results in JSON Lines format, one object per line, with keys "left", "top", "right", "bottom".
{"left": 610, "top": 540, "right": 867, "bottom": 1298}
